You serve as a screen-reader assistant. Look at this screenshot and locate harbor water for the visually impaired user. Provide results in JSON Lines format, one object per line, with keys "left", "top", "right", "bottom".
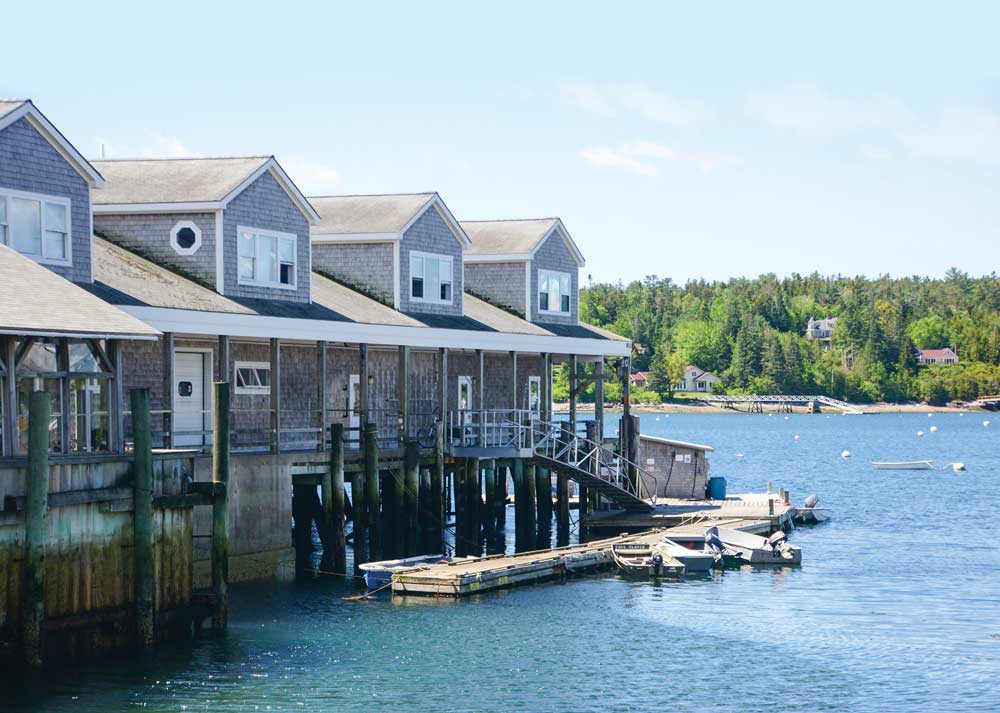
{"left": 4, "top": 412, "right": 999, "bottom": 712}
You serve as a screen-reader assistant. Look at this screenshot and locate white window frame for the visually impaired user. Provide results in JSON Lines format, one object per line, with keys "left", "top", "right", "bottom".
{"left": 0, "top": 188, "right": 72, "bottom": 266}
{"left": 528, "top": 375, "right": 541, "bottom": 416}
{"left": 236, "top": 225, "right": 297, "bottom": 290}
{"left": 538, "top": 268, "right": 571, "bottom": 315}
{"left": 409, "top": 250, "right": 454, "bottom": 305}
{"left": 170, "top": 220, "right": 203, "bottom": 256}
{"left": 234, "top": 361, "right": 272, "bottom": 395}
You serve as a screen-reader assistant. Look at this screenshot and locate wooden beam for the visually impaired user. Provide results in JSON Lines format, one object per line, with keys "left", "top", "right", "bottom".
{"left": 211, "top": 381, "right": 231, "bottom": 629}
{"left": 359, "top": 344, "right": 369, "bottom": 426}
{"left": 162, "top": 333, "right": 174, "bottom": 449}
{"left": 595, "top": 359, "right": 605, "bottom": 444}
{"left": 399, "top": 346, "right": 410, "bottom": 440}
{"left": 569, "top": 355, "right": 578, "bottom": 434}
{"left": 218, "top": 335, "right": 230, "bottom": 383}
{"left": 111, "top": 340, "right": 125, "bottom": 454}
{"left": 3, "top": 337, "right": 17, "bottom": 456}
{"left": 438, "top": 347, "right": 448, "bottom": 425}
{"left": 131, "top": 388, "right": 155, "bottom": 647}
{"left": 476, "top": 349, "right": 485, "bottom": 447}
{"left": 540, "top": 353, "right": 551, "bottom": 422}
{"left": 318, "top": 341, "right": 328, "bottom": 452}
{"left": 87, "top": 339, "right": 114, "bottom": 374}
{"left": 270, "top": 338, "right": 281, "bottom": 454}
{"left": 13, "top": 336, "right": 36, "bottom": 369}
{"left": 58, "top": 340, "right": 71, "bottom": 453}
{"left": 510, "top": 351, "right": 518, "bottom": 410}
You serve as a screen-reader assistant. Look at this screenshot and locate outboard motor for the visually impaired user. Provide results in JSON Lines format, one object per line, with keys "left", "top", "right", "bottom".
{"left": 766, "top": 531, "right": 787, "bottom": 550}
{"left": 803, "top": 493, "right": 819, "bottom": 509}
{"left": 651, "top": 551, "right": 664, "bottom": 575}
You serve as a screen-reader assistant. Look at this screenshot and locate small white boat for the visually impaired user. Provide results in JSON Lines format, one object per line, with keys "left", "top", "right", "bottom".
{"left": 359, "top": 553, "right": 455, "bottom": 589}
{"left": 611, "top": 541, "right": 685, "bottom": 577}
{"left": 871, "top": 460, "right": 935, "bottom": 471}
{"left": 657, "top": 538, "right": 716, "bottom": 573}
{"left": 711, "top": 527, "right": 802, "bottom": 565}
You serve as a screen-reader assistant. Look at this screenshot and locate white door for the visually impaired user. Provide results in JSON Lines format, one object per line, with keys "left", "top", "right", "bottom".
{"left": 528, "top": 376, "right": 541, "bottom": 417}
{"left": 457, "top": 375, "right": 473, "bottom": 443}
{"left": 174, "top": 351, "right": 207, "bottom": 447}
{"left": 348, "top": 374, "right": 361, "bottom": 432}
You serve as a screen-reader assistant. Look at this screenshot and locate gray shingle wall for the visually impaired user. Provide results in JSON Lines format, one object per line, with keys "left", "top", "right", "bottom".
{"left": 530, "top": 231, "right": 579, "bottom": 325}
{"left": 447, "top": 351, "right": 541, "bottom": 412}
{"left": 223, "top": 171, "right": 311, "bottom": 303}
{"left": 121, "top": 339, "right": 168, "bottom": 444}
{"left": 638, "top": 438, "right": 710, "bottom": 499}
{"left": 464, "top": 261, "right": 526, "bottom": 317}
{"left": 94, "top": 212, "right": 218, "bottom": 288}
{"left": 399, "top": 206, "right": 464, "bottom": 316}
{"left": 0, "top": 117, "right": 92, "bottom": 282}
{"left": 312, "top": 242, "right": 395, "bottom": 306}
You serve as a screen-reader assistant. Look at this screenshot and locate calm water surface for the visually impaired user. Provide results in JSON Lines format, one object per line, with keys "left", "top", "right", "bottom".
{"left": 6, "top": 413, "right": 1000, "bottom": 712}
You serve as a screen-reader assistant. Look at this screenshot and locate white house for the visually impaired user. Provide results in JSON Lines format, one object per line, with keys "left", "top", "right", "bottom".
{"left": 678, "top": 365, "right": 720, "bottom": 393}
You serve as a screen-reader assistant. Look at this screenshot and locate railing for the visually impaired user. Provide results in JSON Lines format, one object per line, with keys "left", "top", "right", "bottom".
{"left": 705, "top": 394, "right": 863, "bottom": 414}
{"left": 447, "top": 409, "right": 538, "bottom": 449}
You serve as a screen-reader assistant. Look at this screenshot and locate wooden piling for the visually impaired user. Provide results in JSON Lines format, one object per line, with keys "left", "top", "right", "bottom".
{"left": 23, "top": 390, "right": 50, "bottom": 669}
{"left": 211, "top": 382, "right": 231, "bottom": 629}
{"left": 131, "top": 388, "right": 156, "bottom": 647}
{"left": 497, "top": 461, "right": 509, "bottom": 530}
{"left": 326, "top": 423, "right": 347, "bottom": 574}
{"left": 524, "top": 461, "right": 537, "bottom": 550}
{"left": 404, "top": 439, "right": 420, "bottom": 557}
{"left": 364, "top": 423, "right": 381, "bottom": 562}
{"left": 454, "top": 459, "right": 467, "bottom": 556}
{"left": 431, "top": 422, "right": 444, "bottom": 553}
{"left": 556, "top": 471, "right": 570, "bottom": 547}
{"left": 484, "top": 458, "right": 496, "bottom": 549}
{"left": 351, "top": 438, "right": 368, "bottom": 575}
{"left": 465, "top": 458, "right": 481, "bottom": 556}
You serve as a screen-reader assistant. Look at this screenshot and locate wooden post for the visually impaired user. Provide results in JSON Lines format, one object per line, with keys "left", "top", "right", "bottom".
{"left": 559, "top": 421, "right": 573, "bottom": 545}
{"left": 363, "top": 422, "right": 381, "bottom": 562}
{"left": 540, "top": 353, "right": 551, "bottom": 422}
{"left": 512, "top": 458, "right": 525, "bottom": 552}
{"left": 483, "top": 459, "right": 497, "bottom": 552}
{"left": 388, "top": 460, "right": 404, "bottom": 559}
{"left": 404, "top": 439, "right": 419, "bottom": 556}
{"left": 595, "top": 359, "right": 605, "bottom": 442}
{"left": 109, "top": 340, "right": 126, "bottom": 454}
{"left": 57, "top": 341, "right": 71, "bottom": 453}
{"left": 510, "top": 352, "right": 518, "bottom": 409}
{"left": 131, "top": 388, "right": 155, "bottom": 647}
{"left": 466, "top": 457, "right": 481, "bottom": 555}
{"left": 2, "top": 337, "right": 16, "bottom": 456}
{"left": 211, "top": 382, "right": 230, "bottom": 629}
{"left": 432, "top": 421, "right": 445, "bottom": 553}
{"left": 438, "top": 348, "right": 448, "bottom": 423}
{"left": 569, "top": 355, "right": 578, "bottom": 433}
{"left": 453, "top": 458, "right": 466, "bottom": 556}
{"left": 325, "top": 423, "right": 346, "bottom": 574}
{"left": 270, "top": 338, "right": 281, "bottom": 453}
{"left": 398, "top": 346, "right": 410, "bottom": 443}
{"left": 317, "top": 341, "right": 328, "bottom": 452}
{"left": 497, "top": 461, "right": 509, "bottom": 530}
{"left": 351, "top": 431, "right": 368, "bottom": 575}
{"left": 359, "top": 344, "right": 370, "bottom": 426}
{"left": 23, "top": 390, "right": 50, "bottom": 668}
{"left": 218, "top": 335, "right": 230, "bottom": 383}
{"left": 476, "top": 349, "right": 485, "bottom": 446}
{"left": 524, "top": 461, "right": 537, "bottom": 550}
{"left": 162, "top": 332, "right": 174, "bottom": 449}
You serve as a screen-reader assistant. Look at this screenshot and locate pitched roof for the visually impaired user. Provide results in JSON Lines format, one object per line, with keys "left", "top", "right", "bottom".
{"left": 463, "top": 294, "right": 551, "bottom": 336}
{"left": 91, "top": 156, "right": 271, "bottom": 205}
{"left": 640, "top": 434, "right": 715, "bottom": 452}
{"left": 0, "top": 245, "right": 158, "bottom": 339}
{"left": 311, "top": 273, "right": 423, "bottom": 327}
{"left": 309, "top": 193, "right": 436, "bottom": 235}
{"left": 919, "top": 348, "right": 957, "bottom": 358}
{"left": 460, "top": 217, "right": 586, "bottom": 266}
{"left": 0, "top": 99, "right": 105, "bottom": 188}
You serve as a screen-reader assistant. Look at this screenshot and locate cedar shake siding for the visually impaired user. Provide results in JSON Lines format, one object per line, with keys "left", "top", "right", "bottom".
{"left": 0, "top": 117, "right": 92, "bottom": 282}
{"left": 94, "top": 212, "right": 218, "bottom": 289}
{"left": 531, "top": 230, "right": 579, "bottom": 325}
{"left": 223, "top": 171, "right": 311, "bottom": 303}
{"left": 464, "top": 261, "right": 527, "bottom": 317}
{"left": 399, "top": 207, "right": 464, "bottom": 317}
{"left": 312, "top": 241, "right": 395, "bottom": 306}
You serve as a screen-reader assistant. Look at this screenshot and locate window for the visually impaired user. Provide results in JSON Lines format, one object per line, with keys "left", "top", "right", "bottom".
{"left": 234, "top": 361, "right": 271, "bottom": 395}
{"left": 410, "top": 251, "right": 453, "bottom": 304}
{"left": 170, "top": 220, "right": 202, "bottom": 255}
{"left": 528, "top": 376, "right": 541, "bottom": 416}
{"left": 237, "top": 227, "right": 296, "bottom": 288}
{"left": 0, "top": 189, "right": 71, "bottom": 264}
{"left": 538, "top": 269, "right": 571, "bottom": 314}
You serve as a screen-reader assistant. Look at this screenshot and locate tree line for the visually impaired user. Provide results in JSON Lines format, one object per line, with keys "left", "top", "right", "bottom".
{"left": 571, "top": 269, "right": 1000, "bottom": 405}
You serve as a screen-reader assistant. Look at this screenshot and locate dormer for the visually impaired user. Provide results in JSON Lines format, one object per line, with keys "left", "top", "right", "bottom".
{"left": 460, "top": 218, "right": 585, "bottom": 325}
{"left": 309, "top": 192, "right": 471, "bottom": 316}
{"left": 0, "top": 100, "right": 105, "bottom": 283}
{"left": 92, "top": 156, "right": 319, "bottom": 303}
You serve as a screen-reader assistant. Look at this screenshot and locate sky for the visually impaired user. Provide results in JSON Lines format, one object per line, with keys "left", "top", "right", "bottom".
{"left": 4, "top": 2, "right": 999, "bottom": 284}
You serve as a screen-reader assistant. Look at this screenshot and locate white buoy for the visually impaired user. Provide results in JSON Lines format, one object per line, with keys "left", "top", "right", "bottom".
{"left": 930, "top": 426, "right": 938, "bottom": 433}
{"left": 928, "top": 413, "right": 933, "bottom": 418}
{"left": 960, "top": 413, "right": 965, "bottom": 417}
{"left": 984, "top": 421, "right": 991, "bottom": 428}
{"left": 735, "top": 453, "right": 744, "bottom": 458}
{"left": 952, "top": 462, "right": 966, "bottom": 472}
{"left": 917, "top": 431, "right": 924, "bottom": 437}
{"left": 841, "top": 450, "right": 851, "bottom": 458}
{"left": 793, "top": 434, "right": 800, "bottom": 441}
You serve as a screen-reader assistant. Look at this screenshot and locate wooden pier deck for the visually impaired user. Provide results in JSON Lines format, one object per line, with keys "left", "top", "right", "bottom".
{"left": 391, "top": 504, "right": 783, "bottom": 597}
{"left": 584, "top": 491, "right": 797, "bottom": 533}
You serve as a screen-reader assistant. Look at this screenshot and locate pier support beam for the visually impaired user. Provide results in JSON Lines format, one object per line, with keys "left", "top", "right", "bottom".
{"left": 364, "top": 422, "right": 381, "bottom": 563}
{"left": 466, "top": 458, "right": 482, "bottom": 556}
{"left": 131, "top": 388, "right": 155, "bottom": 647}
{"left": 211, "top": 382, "right": 231, "bottom": 629}
{"left": 404, "top": 439, "right": 419, "bottom": 557}
{"left": 23, "top": 390, "right": 50, "bottom": 669}
{"left": 484, "top": 458, "right": 497, "bottom": 551}
{"left": 523, "top": 461, "right": 537, "bottom": 551}
{"left": 351, "top": 431, "right": 368, "bottom": 575}
{"left": 431, "top": 421, "right": 444, "bottom": 554}
{"left": 512, "top": 458, "right": 526, "bottom": 552}
{"left": 323, "top": 423, "right": 347, "bottom": 574}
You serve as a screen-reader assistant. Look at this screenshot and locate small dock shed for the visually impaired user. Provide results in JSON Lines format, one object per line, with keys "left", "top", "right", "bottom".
{"left": 638, "top": 435, "right": 713, "bottom": 500}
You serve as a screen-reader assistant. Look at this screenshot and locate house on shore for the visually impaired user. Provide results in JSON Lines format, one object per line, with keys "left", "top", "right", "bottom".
{"left": 678, "top": 365, "right": 720, "bottom": 393}
{"left": 918, "top": 347, "right": 958, "bottom": 365}
{"left": 805, "top": 317, "right": 837, "bottom": 349}
{"left": 630, "top": 371, "right": 649, "bottom": 388}
{"left": 0, "top": 99, "right": 634, "bottom": 664}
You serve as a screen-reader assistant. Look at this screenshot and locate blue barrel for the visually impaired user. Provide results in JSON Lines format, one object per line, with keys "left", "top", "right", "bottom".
{"left": 708, "top": 476, "right": 727, "bottom": 500}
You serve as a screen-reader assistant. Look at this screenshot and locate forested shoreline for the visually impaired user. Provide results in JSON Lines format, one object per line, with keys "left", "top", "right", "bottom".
{"left": 570, "top": 270, "right": 1000, "bottom": 405}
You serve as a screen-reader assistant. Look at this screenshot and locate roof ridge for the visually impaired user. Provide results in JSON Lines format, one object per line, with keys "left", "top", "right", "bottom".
{"left": 91, "top": 155, "right": 272, "bottom": 163}
{"left": 308, "top": 191, "right": 436, "bottom": 199}
{"left": 460, "top": 217, "right": 558, "bottom": 224}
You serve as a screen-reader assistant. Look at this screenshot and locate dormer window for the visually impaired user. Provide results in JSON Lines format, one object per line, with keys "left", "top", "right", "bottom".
{"left": 410, "top": 251, "right": 453, "bottom": 304}
{"left": 170, "top": 220, "right": 202, "bottom": 256}
{"left": 539, "top": 269, "right": 571, "bottom": 314}
{"left": 237, "top": 226, "right": 296, "bottom": 289}
{"left": 0, "top": 189, "right": 71, "bottom": 265}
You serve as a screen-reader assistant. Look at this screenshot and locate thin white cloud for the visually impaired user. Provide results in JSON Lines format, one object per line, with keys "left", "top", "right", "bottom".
{"left": 898, "top": 105, "right": 1000, "bottom": 163}
{"left": 580, "top": 140, "right": 738, "bottom": 176}
{"left": 281, "top": 156, "right": 343, "bottom": 194}
{"left": 745, "top": 86, "right": 910, "bottom": 138}
{"left": 561, "top": 81, "right": 714, "bottom": 127}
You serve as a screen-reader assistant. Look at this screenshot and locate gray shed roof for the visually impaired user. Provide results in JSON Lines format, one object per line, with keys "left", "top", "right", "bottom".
{"left": 0, "top": 245, "right": 159, "bottom": 339}
{"left": 460, "top": 218, "right": 559, "bottom": 255}
{"left": 311, "top": 273, "right": 423, "bottom": 327}
{"left": 92, "top": 156, "right": 271, "bottom": 205}
{"left": 309, "top": 193, "right": 435, "bottom": 235}
{"left": 463, "top": 294, "right": 551, "bottom": 336}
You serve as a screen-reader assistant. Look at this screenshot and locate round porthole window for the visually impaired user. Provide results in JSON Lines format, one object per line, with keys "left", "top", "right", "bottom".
{"left": 170, "top": 221, "right": 202, "bottom": 255}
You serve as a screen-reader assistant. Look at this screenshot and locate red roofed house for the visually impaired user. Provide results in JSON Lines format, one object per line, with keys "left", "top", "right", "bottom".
{"left": 630, "top": 371, "right": 649, "bottom": 388}
{"left": 918, "top": 348, "right": 958, "bottom": 365}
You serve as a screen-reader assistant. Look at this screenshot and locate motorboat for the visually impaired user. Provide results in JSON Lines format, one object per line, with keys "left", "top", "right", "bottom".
{"left": 359, "top": 554, "right": 458, "bottom": 589}
{"left": 871, "top": 460, "right": 935, "bottom": 470}
{"left": 709, "top": 526, "right": 802, "bottom": 565}
{"left": 656, "top": 538, "right": 716, "bottom": 573}
{"left": 611, "top": 541, "right": 685, "bottom": 578}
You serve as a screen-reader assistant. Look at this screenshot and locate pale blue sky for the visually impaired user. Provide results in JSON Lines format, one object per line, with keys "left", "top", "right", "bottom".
{"left": 5, "top": 2, "right": 999, "bottom": 283}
